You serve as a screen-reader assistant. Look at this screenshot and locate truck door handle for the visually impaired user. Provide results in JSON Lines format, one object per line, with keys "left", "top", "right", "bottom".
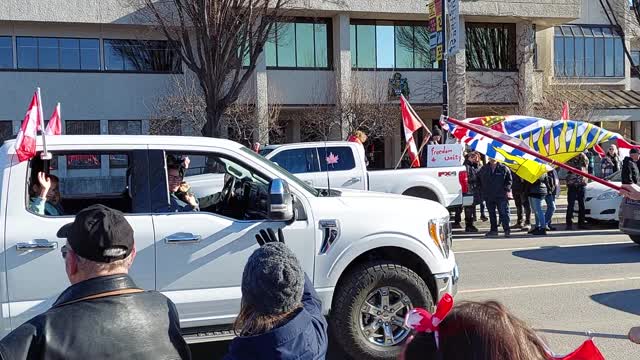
{"left": 349, "top": 177, "right": 361, "bottom": 183}
{"left": 165, "top": 234, "right": 202, "bottom": 244}
{"left": 16, "top": 241, "right": 58, "bottom": 251}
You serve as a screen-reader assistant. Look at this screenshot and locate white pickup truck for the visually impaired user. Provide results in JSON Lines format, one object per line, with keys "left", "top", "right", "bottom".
{"left": 0, "top": 135, "right": 457, "bottom": 360}
{"left": 261, "top": 141, "right": 470, "bottom": 208}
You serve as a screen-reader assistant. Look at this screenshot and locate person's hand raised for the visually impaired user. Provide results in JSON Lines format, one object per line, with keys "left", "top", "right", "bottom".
{"left": 256, "top": 228, "right": 285, "bottom": 246}
{"left": 37, "top": 172, "right": 51, "bottom": 199}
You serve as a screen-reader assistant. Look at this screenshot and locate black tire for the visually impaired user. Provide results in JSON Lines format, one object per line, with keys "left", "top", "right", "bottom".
{"left": 629, "top": 235, "right": 640, "bottom": 245}
{"left": 403, "top": 187, "right": 439, "bottom": 204}
{"left": 330, "top": 262, "right": 434, "bottom": 360}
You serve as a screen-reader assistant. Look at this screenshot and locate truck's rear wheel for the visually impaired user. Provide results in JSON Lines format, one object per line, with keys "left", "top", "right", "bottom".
{"left": 403, "top": 187, "right": 440, "bottom": 204}
{"left": 330, "top": 262, "right": 433, "bottom": 360}
{"left": 629, "top": 235, "right": 640, "bottom": 245}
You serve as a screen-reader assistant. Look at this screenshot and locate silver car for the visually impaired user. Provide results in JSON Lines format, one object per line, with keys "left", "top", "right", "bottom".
{"left": 618, "top": 193, "right": 640, "bottom": 244}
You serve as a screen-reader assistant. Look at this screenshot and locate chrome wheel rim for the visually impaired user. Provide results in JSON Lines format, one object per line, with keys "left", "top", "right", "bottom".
{"left": 358, "top": 286, "right": 413, "bottom": 347}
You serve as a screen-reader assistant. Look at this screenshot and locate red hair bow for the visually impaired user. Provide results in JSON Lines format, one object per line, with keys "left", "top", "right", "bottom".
{"left": 404, "top": 294, "right": 453, "bottom": 347}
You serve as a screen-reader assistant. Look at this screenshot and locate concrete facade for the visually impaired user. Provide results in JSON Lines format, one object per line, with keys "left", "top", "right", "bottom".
{"left": 2, "top": 0, "right": 637, "bottom": 168}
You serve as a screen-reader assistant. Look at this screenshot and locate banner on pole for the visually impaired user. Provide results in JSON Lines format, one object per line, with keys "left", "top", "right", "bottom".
{"left": 446, "top": 0, "right": 460, "bottom": 56}
{"left": 427, "top": 0, "right": 444, "bottom": 62}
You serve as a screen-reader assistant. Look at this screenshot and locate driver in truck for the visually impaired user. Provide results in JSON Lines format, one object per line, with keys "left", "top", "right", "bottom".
{"left": 166, "top": 162, "right": 199, "bottom": 212}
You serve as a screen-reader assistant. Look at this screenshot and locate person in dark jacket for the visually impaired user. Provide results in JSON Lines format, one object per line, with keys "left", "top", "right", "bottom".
{"left": 224, "top": 228, "right": 328, "bottom": 360}
{"left": 527, "top": 173, "right": 548, "bottom": 236}
{"left": 477, "top": 159, "right": 512, "bottom": 238}
{"left": 0, "top": 205, "right": 191, "bottom": 360}
{"left": 621, "top": 148, "right": 640, "bottom": 185}
{"left": 545, "top": 169, "right": 560, "bottom": 231}
{"left": 463, "top": 151, "right": 482, "bottom": 233}
{"left": 510, "top": 171, "right": 531, "bottom": 232}
{"left": 566, "top": 153, "right": 589, "bottom": 230}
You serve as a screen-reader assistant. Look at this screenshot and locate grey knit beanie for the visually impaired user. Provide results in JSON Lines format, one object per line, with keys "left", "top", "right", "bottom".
{"left": 241, "top": 242, "right": 304, "bottom": 315}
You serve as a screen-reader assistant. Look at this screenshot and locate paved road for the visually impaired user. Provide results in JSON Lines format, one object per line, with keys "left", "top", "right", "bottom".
{"left": 190, "top": 226, "right": 640, "bottom": 359}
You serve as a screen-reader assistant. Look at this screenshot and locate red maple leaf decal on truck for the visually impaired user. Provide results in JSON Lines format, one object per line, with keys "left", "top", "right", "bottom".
{"left": 326, "top": 152, "right": 340, "bottom": 165}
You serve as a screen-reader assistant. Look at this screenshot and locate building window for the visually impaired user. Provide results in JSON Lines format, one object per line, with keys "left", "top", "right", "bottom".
{"left": 65, "top": 120, "right": 101, "bottom": 169}
{"left": 104, "top": 39, "right": 181, "bottom": 73}
{"left": 554, "top": 25, "right": 624, "bottom": 78}
{"left": 0, "top": 37, "right": 12, "bottom": 69}
{"left": 265, "top": 19, "right": 331, "bottom": 69}
{"left": 16, "top": 37, "right": 100, "bottom": 71}
{"left": 466, "top": 23, "right": 517, "bottom": 71}
{"left": 150, "top": 119, "right": 182, "bottom": 135}
{"left": 350, "top": 21, "right": 437, "bottom": 70}
{"left": 0, "top": 121, "right": 13, "bottom": 143}
{"left": 108, "top": 120, "right": 142, "bottom": 167}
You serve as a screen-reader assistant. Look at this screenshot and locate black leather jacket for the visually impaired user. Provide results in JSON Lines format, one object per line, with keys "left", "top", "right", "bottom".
{"left": 0, "top": 274, "right": 191, "bottom": 360}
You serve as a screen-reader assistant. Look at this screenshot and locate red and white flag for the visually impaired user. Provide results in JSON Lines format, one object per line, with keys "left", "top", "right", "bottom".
{"left": 561, "top": 101, "right": 570, "bottom": 121}
{"left": 15, "top": 91, "right": 42, "bottom": 162}
{"left": 400, "top": 95, "right": 426, "bottom": 168}
{"left": 45, "top": 103, "right": 61, "bottom": 136}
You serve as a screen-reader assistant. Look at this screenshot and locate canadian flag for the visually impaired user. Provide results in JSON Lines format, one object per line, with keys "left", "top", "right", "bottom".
{"left": 617, "top": 138, "right": 640, "bottom": 159}
{"left": 400, "top": 95, "right": 425, "bottom": 168}
{"left": 45, "top": 103, "right": 62, "bottom": 136}
{"left": 550, "top": 339, "right": 605, "bottom": 360}
{"left": 15, "top": 91, "right": 42, "bottom": 162}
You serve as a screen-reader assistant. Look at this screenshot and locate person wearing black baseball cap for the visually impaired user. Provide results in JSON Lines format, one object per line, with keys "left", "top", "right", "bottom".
{"left": 0, "top": 205, "right": 191, "bottom": 360}
{"left": 622, "top": 148, "right": 640, "bottom": 185}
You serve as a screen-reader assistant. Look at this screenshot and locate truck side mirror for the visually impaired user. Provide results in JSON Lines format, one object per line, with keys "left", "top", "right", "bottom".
{"left": 268, "top": 179, "right": 294, "bottom": 222}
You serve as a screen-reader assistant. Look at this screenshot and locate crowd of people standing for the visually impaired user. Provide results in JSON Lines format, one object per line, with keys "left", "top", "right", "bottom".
{"left": 453, "top": 144, "right": 636, "bottom": 238}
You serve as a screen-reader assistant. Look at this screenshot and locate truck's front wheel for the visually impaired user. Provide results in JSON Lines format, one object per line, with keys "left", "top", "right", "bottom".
{"left": 330, "top": 262, "right": 433, "bottom": 360}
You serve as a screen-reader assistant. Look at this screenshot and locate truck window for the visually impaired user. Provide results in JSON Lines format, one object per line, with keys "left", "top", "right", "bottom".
{"left": 318, "top": 146, "right": 356, "bottom": 172}
{"left": 162, "top": 152, "right": 271, "bottom": 220}
{"left": 270, "top": 148, "right": 319, "bottom": 174}
{"left": 27, "top": 152, "right": 136, "bottom": 216}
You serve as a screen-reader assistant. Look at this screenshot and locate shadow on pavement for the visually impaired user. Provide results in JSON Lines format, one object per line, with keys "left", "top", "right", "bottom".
{"left": 512, "top": 243, "right": 640, "bottom": 265}
{"left": 590, "top": 289, "right": 640, "bottom": 316}
{"left": 536, "top": 328, "right": 628, "bottom": 340}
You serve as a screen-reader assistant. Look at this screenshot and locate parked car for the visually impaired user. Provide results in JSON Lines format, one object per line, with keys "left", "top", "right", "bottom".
{"left": 260, "top": 141, "right": 472, "bottom": 209}
{"left": 577, "top": 171, "right": 623, "bottom": 222}
{"left": 0, "top": 135, "right": 458, "bottom": 360}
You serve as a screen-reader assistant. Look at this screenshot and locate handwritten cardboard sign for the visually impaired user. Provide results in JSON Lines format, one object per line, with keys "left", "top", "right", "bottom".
{"left": 426, "top": 144, "right": 464, "bottom": 168}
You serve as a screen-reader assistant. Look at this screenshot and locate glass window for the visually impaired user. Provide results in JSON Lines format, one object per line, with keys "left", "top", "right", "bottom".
{"left": 65, "top": 120, "right": 101, "bottom": 169}
{"left": 376, "top": 25, "right": 395, "bottom": 68}
{"left": 150, "top": 118, "right": 182, "bottom": 135}
{"left": 614, "top": 38, "right": 624, "bottom": 77}
{"left": 38, "top": 38, "right": 59, "bottom": 70}
{"left": 108, "top": 120, "right": 142, "bottom": 168}
{"left": 80, "top": 39, "right": 100, "bottom": 70}
{"left": 351, "top": 22, "right": 438, "bottom": 69}
{"left": 355, "top": 24, "right": 376, "bottom": 68}
{"left": 60, "top": 38, "right": 80, "bottom": 70}
{"left": 465, "top": 23, "right": 517, "bottom": 71}
{"left": 17, "top": 37, "right": 100, "bottom": 71}
{"left": 632, "top": 50, "right": 640, "bottom": 76}
{"left": 28, "top": 151, "right": 134, "bottom": 216}
{"left": 17, "top": 37, "right": 37, "bottom": 69}
{"left": 554, "top": 36, "right": 564, "bottom": 77}
{"left": 266, "top": 19, "right": 331, "bottom": 69}
{"left": 319, "top": 147, "right": 356, "bottom": 172}
{"left": 0, "top": 36, "right": 12, "bottom": 69}
{"left": 554, "top": 25, "right": 623, "bottom": 78}
{"left": 315, "top": 24, "right": 328, "bottom": 68}
{"left": 0, "top": 121, "right": 13, "bottom": 143}
{"left": 104, "top": 39, "right": 180, "bottom": 73}
{"left": 270, "top": 149, "right": 319, "bottom": 174}
{"left": 395, "top": 26, "right": 414, "bottom": 69}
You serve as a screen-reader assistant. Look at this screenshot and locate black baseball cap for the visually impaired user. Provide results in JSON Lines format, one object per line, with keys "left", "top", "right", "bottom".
{"left": 57, "top": 205, "right": 134, "bottom": 263}
{"left": 631, "top": 148, "right": 639, "bottom": 155}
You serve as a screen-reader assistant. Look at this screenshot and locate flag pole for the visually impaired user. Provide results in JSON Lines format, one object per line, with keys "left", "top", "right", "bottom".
{"left": 37, "top": 88, "right": 52, "bottom": 160}
{"left": 443, "top": 115, "right": 621, "bottom": 191}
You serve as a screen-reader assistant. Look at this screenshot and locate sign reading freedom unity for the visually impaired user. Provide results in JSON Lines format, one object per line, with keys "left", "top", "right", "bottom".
{"left": 426, "top": 144, "right": 464, "bottom": 168}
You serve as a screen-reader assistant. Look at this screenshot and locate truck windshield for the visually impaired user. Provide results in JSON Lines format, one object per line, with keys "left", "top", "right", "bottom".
{"left": 241, "top": 147, "right": 320, "bottom": 197}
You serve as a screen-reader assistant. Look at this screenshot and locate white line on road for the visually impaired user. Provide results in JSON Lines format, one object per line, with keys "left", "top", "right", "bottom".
{"left": 455, "top": 241, "right": 631, "bottom": 254}
{"left": 460, "top": 276, "right": 640, "bottom": 294}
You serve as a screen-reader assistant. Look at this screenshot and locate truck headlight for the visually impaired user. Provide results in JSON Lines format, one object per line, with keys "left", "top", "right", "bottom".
{"left": 429, "top": 216, "right": 451, "bottom": 258}
{"left": 597, "top": 191, "right": 621, "bottom": 201}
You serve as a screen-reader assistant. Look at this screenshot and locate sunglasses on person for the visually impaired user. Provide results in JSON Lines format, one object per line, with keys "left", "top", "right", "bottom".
{"left": 61, "top": 244, "right": 69, "bottom": 259}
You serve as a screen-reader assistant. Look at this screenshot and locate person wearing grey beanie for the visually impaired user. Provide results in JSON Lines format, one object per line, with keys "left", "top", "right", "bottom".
{"left": 223, "top": 228, "right": 328, "bottom": 360}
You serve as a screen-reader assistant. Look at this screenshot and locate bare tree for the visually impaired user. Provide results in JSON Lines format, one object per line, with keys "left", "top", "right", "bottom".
{"left": 151, "top": 74, "right": 283, "bottom": 144}
{"left": 130, "top": 0, "right": 290, "bottom": 137}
